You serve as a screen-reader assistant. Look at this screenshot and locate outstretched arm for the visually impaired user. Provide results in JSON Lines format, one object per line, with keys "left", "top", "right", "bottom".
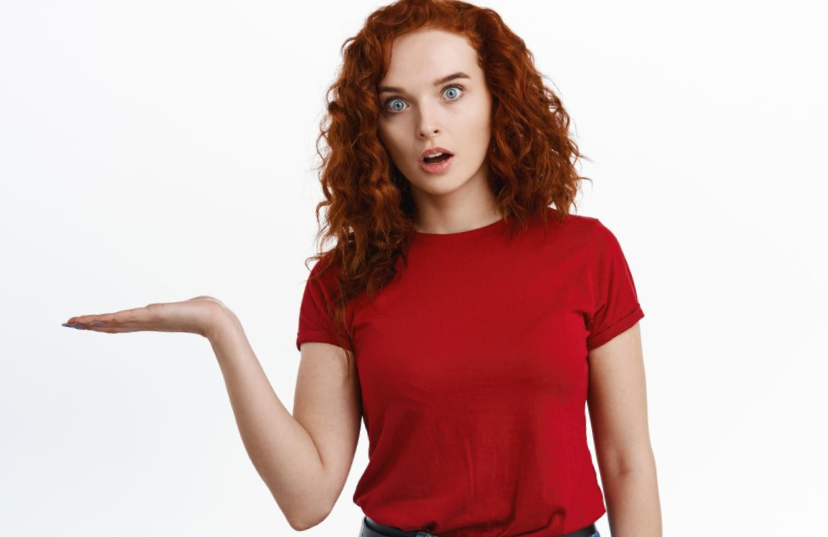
{"left": 63, "top": 297, "right": 337, "bottom": 531}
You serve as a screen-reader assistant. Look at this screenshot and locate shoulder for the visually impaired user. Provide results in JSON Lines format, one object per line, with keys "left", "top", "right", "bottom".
{"left": 304, "top": 252, "right": 342, "bottom": 296}
{"left": 542, "top": 207, "right": 608, "bottom": 240}
{"left": 308, "top": 250, "right": 338, "bottom": 277}
{"left": 538, "top": 211, "right": 629, "bottom": 269}
{"left": 562, "top": 211, "right": 621, "bottom": 243}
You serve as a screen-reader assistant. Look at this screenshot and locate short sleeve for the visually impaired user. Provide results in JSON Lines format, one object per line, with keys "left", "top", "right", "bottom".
{"left": 585, "top": 220, "right": 645, "bottom": 351}
{"left": 296, "top": 256, "right": 354, "bottom": 353}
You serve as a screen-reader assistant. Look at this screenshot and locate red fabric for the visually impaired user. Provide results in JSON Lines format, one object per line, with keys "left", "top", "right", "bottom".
{"left": 296, "top": 208, "right": 644, "bottom": 537}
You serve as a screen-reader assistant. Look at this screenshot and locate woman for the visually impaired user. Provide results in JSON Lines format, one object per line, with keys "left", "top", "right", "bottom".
{"left": 62, "top": 1, "right": 662, "bottom": 536}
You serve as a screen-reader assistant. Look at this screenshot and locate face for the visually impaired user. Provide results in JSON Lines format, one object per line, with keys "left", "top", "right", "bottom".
{"left": 377, "top": 28, "right": 493, "bottom": 208}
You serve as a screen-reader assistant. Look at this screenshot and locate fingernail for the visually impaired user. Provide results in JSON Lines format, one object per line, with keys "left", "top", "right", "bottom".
{"left": 90, "top": 321, "right": 106, "bottom": 326}
{"left": 62, "top": 322, "right": 86, "bottom": 329}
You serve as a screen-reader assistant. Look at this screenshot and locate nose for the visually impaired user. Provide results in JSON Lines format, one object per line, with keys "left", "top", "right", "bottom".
{"left": 418, "top": 125, "right": 440, "bottom": 139}
{"left": 416, "top": 105, "right": 441, "bottom": 139}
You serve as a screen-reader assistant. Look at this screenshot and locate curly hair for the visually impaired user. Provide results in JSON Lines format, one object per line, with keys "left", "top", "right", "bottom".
{"left": 305, "top": 0, "right": 591, "bottom": 378}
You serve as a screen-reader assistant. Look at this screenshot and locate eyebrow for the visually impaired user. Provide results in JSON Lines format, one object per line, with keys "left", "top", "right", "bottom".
{"left": 377, "top": 72, "right": 471, "bottom": 95}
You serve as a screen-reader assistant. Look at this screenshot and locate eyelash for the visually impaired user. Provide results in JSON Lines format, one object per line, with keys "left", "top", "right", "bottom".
{"left": 382, "top": 84, "right": 465, "bottom": 114}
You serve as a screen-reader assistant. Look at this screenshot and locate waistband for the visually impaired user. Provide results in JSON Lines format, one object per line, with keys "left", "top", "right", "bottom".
{"left": 361, "top": 516, "right": 597, "bottom": 537}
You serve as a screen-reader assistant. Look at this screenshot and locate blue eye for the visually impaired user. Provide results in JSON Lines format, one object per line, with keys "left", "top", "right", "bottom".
{"left": 443, "top": 85, "right": 462, "bottom": 100}
{"left": 383, "top": 84, "right": 465, "bottom": 114}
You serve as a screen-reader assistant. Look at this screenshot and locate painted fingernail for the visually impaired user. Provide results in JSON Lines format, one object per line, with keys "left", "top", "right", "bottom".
{"left": 90, "top": 321, "right": 106, "bottom": 326}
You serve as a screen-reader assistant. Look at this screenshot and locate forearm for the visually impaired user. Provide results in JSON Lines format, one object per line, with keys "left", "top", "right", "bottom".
{"left": 207, "top": 310, "right": 327, "bottom": 530}
{"left": 602, "top": 461, "right": 662, "bottom": 537}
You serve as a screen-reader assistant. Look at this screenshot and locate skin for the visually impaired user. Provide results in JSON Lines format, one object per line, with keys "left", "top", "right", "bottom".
{"left": 588, "top": 325, "right": 662, "bottom": 536}
{"left": 64, "top": 26, "right": 661, "bottom": 537}
{"left": 62, "top": 296, "right": 225, "bottom": 338}
{"left": 377, "top": 28, "right": 504, "bottom": 234}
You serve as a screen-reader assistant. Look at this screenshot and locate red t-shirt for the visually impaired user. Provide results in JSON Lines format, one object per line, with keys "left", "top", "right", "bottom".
{"left": 296, "top": 208, "right": 644, "bottom": 537}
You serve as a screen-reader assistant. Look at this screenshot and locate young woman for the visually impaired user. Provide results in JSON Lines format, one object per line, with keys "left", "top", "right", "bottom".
{"left": 62, "top": 1, "right": 662, "bottom": 536}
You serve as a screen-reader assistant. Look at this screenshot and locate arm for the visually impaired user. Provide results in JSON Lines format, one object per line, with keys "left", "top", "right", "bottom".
{"left": 66, "top": 298, "right": 356, "bottom": 531}
{"left": 587, "top": 322, "right": 662, "bottom": 537}
{"left": 208, "top": 310, "right": 330, "bottom": 531}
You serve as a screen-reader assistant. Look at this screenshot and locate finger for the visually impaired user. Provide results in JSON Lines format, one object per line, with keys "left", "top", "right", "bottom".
{"left": 63, "top": 315, "right": 107, "bottom": 330}
{"left": 64, "top": 315, "right": 102, "bottom": 325}
{"left": 65, "top": 305, "right": 150, "bottom": 328}
{"left": 65, "top": 314, "right": 106, "bottom": 325}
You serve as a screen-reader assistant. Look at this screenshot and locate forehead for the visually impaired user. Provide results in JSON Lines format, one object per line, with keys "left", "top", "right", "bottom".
{"left": 380, "top": 28, "right": 480, "bottom": 85}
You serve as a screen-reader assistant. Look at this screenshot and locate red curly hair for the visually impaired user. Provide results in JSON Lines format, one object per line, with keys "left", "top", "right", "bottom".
{"left": 306, "top": 0, "right": 591, "bottom": 376}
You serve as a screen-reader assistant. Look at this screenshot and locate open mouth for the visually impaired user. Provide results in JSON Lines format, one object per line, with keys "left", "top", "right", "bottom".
{"left": 420, "top": 152, "right": 455, "bottom": 174}
{"left": 422, "top": 152, "right": 453, "bottom": 164}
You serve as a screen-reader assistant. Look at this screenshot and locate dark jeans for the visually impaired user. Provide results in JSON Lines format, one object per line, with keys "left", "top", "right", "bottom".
{"left": 360, "top": 516, "right": 601, "bottom": 537}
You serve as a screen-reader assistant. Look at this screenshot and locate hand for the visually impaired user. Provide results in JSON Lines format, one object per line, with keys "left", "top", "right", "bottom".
{"left": 62, "top": 295, "right": 230, "bottom": 339}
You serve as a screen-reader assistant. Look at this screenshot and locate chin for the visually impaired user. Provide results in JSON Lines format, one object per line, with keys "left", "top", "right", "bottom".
{"left": 412, "top": 174, "right": 474, "bottom": 197}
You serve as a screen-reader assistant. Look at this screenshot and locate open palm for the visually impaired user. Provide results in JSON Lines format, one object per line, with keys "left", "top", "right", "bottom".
{"left": 62, "top": 295, "right": 228, "bottom": 338}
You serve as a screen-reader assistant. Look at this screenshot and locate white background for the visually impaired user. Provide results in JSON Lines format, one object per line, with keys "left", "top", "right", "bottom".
{"left": 1, "top": 0, "right": 826, "bottom": 536}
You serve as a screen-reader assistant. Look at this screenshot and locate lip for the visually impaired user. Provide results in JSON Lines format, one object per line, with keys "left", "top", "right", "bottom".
{"left": 419, "top": 153, "right": 454, "bottom": 174}
{"left": 420, "top": 147, "right": 454, "bottom": 161}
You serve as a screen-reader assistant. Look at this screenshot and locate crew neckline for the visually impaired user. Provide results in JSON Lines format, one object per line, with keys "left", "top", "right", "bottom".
{"left": 412, "top": 216, "right": 507, "bottom": 244}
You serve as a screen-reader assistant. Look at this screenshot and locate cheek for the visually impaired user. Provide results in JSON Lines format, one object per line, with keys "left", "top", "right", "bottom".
{"left": 379, "top": 125, "right": 405, "bottom": 158}
{"left": 470, "top": 115, "right": 491, "bottom": 149}
{"left": 465, "top": 99, "right": 491, "bottom": 137}
{"left": 377, "top": 127, "right": 392, "bottom": 156}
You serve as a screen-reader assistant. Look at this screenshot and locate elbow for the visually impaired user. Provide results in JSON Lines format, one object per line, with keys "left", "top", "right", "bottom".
{"left": 288, "top": 516, "right": 308, "bottom": 532}
{"left": 595, "top": 439, "right": 658, "bottom": 480}
{"left": 288, "top": 505, "right": 332, "bottom": 532}
{"left": 273, "top": 460, "right": 335, "bottom": 531}
{"left": 288, "top": 516, "right": 312, "bottom": 532}
{"left": 288, "top": 517, "right": 314, "bottom": 532}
